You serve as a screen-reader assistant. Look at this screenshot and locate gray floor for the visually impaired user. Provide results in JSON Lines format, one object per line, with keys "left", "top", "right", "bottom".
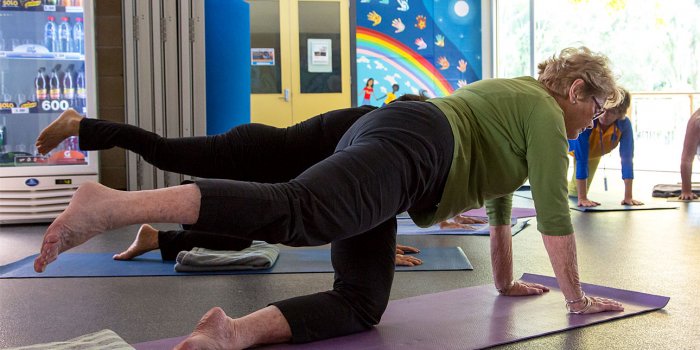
{"left": 0, "top": 171, "right": 698, "bottom": 349}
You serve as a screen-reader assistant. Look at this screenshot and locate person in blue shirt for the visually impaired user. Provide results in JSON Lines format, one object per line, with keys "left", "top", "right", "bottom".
{"left": 567, "top": 88, "right": 643, "bottom": 207}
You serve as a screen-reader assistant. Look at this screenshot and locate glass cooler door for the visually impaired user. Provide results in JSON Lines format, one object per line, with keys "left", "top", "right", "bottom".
{"left": 0, "top": 0, "right": 96, "bottom": 175}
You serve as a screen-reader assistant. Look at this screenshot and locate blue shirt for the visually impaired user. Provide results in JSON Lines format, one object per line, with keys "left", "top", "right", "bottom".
{"left": 568, "top": 117, "right": 634, "bottom": 179}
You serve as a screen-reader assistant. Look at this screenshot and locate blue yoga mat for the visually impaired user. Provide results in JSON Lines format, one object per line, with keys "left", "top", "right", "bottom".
{"left": 567, "top": 195, "right": 679, "bottom": 212}
{"left": 515, "top": 190, "right": 679, "bottom": 211}
{"left": 398, "top": 217, "right": 530, "bottom": 236}
{"left": 0, "top": 247, "right": 472, "bottom": 279}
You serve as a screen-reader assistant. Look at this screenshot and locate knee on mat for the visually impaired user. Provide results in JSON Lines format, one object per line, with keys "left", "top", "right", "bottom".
{"left": 335, "top": 286, "right": 390, "bottom": 326}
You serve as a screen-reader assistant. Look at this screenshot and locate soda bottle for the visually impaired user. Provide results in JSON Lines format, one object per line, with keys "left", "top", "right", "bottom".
{"left": 45, "top": 0, "right": 57, "bottom": 6}
{"left": 76, "top": 70, "right": 86, "bottom": 109}
{"left": 73, "top": 17, "right": 84, "bottom": 54}
{"left": 63, "top": 65, "right": 74, "bottom": 104}
{"left": 44, "top": 16, "right": 57, "bottom": 53}
{"left": 49, "top": 68, "right": 61, "bottom": 100}
{"left": 58, "top": 17, "right": 72, "bottom": 53}
{"left": 35, "top": 68, "right": 47, "bottom": 100}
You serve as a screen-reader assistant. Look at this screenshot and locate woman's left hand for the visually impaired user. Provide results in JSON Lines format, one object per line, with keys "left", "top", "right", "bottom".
{"left": 453, "top": 215, "right": 488, "bottom": 225}
{"left": 621, "top": 198, "right": 644, "bottom": 205}
{"left": 396, "top": 244, "right": 420, "bottom": 254}
{"left": 500, "top": 280, "right": 550, "bottom": 296}
{"left": 395, "top": 254, "right": 423, "bottom": 266}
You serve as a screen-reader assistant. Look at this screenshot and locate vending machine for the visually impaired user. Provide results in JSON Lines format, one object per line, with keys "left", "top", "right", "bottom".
{"left": 0, "top": 0, "right": 98, "bottom": 224}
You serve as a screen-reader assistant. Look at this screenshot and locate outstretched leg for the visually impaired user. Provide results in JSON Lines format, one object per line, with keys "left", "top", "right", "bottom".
{"left": 34, "top": 182, "right": 201, "bottom": 272}
{"left": 35, "top": 107, "right": 374, "bottom": 181}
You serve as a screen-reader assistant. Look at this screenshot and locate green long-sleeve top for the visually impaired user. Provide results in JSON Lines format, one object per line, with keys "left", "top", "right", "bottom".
{"left": 410, "top": 76, "right": 573, "bottom": 236}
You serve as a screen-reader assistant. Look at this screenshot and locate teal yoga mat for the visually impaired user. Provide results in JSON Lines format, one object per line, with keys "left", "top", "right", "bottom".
{"left": 0, "top": 247, "right": 472, "bottom": 278}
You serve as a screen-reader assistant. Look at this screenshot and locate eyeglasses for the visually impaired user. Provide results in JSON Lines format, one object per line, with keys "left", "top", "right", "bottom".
{"left": 592, "top": 96, "right": 605, "bottom": 121}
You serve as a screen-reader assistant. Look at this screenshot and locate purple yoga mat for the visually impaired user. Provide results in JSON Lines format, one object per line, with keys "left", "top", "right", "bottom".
{"left": 133, "top": 273, "right": 668, "bottom": 350}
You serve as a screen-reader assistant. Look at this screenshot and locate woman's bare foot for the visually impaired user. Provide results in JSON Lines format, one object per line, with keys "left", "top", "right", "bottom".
{"left": 113, "top": 224, "right": 159, "bottom": 260}
{"left": 177, "top": 306, "right": 292, "bottom": 350}
{"left": 175, "top": 308, "right": 242, "bottom": 350}
{"left": 34, "top": 182, "right": 119, "bottom": 273}
{"left": 35, "top": 109, "right": 83, "bottom": 154}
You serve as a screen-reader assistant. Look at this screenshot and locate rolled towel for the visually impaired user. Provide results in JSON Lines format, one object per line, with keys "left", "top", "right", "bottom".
{"left": 175, "top": 241, "right": 279, "bottom": 272}
{"left": 4, "top": 329, "right": 133, "bottom": 350}
{"left": 652, "top": 183, "right": 700, "bottom": 198}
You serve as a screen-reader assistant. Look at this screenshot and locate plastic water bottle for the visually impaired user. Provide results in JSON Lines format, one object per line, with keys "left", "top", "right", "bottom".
{"left": 35, "top": 68, "right": 47, "bottom": 100}
{"left": 73, "top": 17, "right": 84, "bottom": 54}
{"left": 58, "top": 17, "right": 72, "bottom": 53}
{"left": 49, "top": 68, "right": 61, "bottom": 100}
{"left": 76, "top": 70, "right": 86, "bottom": 110}
{"left": 44, "top": 16, "right": 58, "bottom": 52}
{"left": 63, "top": 65, "right": 74, "bottom": 104}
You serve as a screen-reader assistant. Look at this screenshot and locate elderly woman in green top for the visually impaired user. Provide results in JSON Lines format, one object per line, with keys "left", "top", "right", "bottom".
{"left": 34, "top": 47, "right": 623, "bottom": 349}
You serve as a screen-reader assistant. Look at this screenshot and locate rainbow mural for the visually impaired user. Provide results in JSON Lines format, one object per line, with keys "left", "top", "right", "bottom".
{"left": 355, "top": 0, "right": 481, "bottom": 106}
{"left": 357, "top": 27, "right": 454, "bottom": 97}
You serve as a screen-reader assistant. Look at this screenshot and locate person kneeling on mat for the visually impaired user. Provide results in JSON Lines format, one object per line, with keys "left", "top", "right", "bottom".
{"left": 34, "top": 47, "right": 624, "bottom": 349}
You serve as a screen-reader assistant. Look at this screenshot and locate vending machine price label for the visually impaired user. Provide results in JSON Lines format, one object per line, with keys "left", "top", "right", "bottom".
{"left": 41, "top": 99, "right": 71, "bottom": 112}
{"left": 11, "top": 107, "right": 29, "bottom": 114}
{"left": 1, "top": 0, "right": 20, "bottom": 8}
{"left": 43, "top": 4, "right": 56, "bottom": 11}
{"left": 0, "top": 102, "right": 16, "bottom": 110}
{"left": 66, "top": 6, "right": 82, "bottom": 13}
{"left": 15, "top": 156, "right": 48, "bottom": 165}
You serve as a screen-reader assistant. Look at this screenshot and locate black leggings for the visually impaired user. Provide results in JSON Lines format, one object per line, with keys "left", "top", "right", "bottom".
{"left": 79, "top": 106, "right": 376, "bottom": 259}
{"left": 79, "top": 105, "right": 376, "bottom": 182}
{"left": 190, "top": 101, "right": 453, "bottom": 342}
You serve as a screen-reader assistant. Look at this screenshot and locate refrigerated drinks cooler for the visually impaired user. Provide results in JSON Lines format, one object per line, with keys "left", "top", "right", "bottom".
{"left": 0, "top": 0, "right": 97, "bottom": 224}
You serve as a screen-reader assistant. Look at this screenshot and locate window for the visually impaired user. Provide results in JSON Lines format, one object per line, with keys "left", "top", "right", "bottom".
{"left": 494, "top": 0, "right": 700, "bottom": 172}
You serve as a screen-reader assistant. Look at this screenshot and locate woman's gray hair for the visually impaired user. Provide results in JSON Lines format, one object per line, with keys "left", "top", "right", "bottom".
{"left": 537, "top": 47, "right": 621, "bottom": 107}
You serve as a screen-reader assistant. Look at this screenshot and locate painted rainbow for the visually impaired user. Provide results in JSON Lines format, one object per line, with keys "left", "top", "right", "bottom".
{"left": 357, "top": 27, "right": 454, "bottom": 97}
